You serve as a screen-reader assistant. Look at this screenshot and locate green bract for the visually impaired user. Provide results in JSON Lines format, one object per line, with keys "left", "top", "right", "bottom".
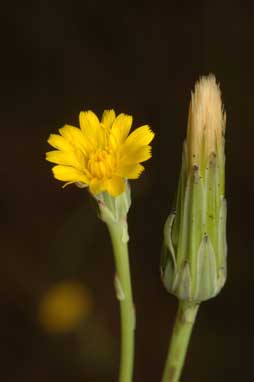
{"left": 161, "top": 76, "right": 227, "bottom": 303}
{"left": 96, "top": 180, "right": 131, "bottom": 244}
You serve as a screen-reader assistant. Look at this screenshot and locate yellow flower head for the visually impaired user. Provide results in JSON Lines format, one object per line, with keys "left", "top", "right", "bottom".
{"left": 46, "top": 109, "right": 155, "bottom": 196}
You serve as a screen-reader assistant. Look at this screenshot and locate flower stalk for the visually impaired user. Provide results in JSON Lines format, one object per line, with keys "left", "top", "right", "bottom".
{"left": 97, "top": 186, "right": 135, "bottom": 382}
{"left": 107, "top": 222, "right": 135, "bottom": 382}
{"left": 162, "top": 302, "right": 199, "bottom": 382}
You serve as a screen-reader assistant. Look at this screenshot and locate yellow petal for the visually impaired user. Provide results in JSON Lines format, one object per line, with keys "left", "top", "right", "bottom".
{"left": 59, "top": 125, "right": 91, "bottom": 155}
{"left": 117, "top": 163, "right": 144, "bottom": 179}
{"left": 101, "top": 109, "right": 116, "bottom": 130}
{"left": 79, "top": 110, "right": 104, "bottom": 147}
{"left": 89, "top": 178, "right": 107, "bottom": 195}
{"left": 52, "top": 165, "right": 88, "bottom": 184}
{"left": 111, "top": 113, "right": 133, "bottom": 144}
{"left": 46, "top": 150, "right": 82, "bottom": 169}
{"left": 120, "top": 145, "right": 152, "bottom": 164}
{"left": 106, "top": 176, "right": 125, "bottom": 196}
{"left": 124, "top": 125, "right": 154, "bottom": 148}
{"left": 48, "top": 134, "right": 72, "bottom": 151}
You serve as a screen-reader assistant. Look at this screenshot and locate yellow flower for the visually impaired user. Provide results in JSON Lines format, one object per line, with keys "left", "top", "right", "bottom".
{"left": 46, "top": 109, "right": 155, "bottom": 196}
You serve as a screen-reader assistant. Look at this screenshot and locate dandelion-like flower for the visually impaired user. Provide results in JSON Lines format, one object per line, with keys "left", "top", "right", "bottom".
{"left": 46, "top": 109, "right": 154, "bottom": 196}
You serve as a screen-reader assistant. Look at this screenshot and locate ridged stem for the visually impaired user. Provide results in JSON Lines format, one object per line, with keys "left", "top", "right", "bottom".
{"left": 162, "top": 301, "right": 199, "bottom": 382}
{"left": 106, "top": 221, "right": 135, "bottom": 382}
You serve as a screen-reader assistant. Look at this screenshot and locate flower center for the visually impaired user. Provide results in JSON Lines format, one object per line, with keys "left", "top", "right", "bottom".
{"left": 87, "top": 149, "right": 115, "bottom": 179}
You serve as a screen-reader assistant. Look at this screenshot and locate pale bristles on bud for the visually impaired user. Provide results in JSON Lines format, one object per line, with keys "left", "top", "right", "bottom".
{"left": 186, "top": 74, "right": 226, "bottom": 171}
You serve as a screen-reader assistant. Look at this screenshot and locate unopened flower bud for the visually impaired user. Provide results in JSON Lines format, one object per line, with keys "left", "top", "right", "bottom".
{"left": 161, "top": 75, "right": 227, "bottom": 303}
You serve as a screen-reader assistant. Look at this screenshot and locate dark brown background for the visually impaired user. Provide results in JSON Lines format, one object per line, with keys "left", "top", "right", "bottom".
{"left": 1, "top": 1, "right": 253, "bottom": 381}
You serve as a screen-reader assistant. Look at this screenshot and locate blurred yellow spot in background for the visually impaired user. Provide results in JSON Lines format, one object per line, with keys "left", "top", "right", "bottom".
{"left": 38, "top": 281, "right": 92, "bottom": 333}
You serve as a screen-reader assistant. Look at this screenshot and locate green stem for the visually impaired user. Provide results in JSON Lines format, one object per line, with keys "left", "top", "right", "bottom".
{"left": 107, "top": 221, "right": 135, "bottom": 382}
{"left": 162, "top": 301, "right": 199, "bottom": 382}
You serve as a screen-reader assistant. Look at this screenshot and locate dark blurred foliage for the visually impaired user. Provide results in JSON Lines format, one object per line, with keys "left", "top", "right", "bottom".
{"left": 1, "top": 1, "right": 253, "bottom": 381}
